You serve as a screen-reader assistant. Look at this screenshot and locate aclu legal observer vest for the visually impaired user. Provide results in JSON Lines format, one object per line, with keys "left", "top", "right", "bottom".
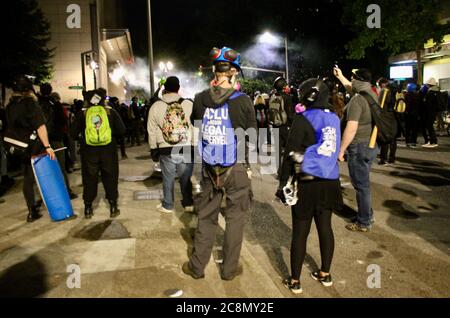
{"left": 200, "top": 92, "right": 243, "bottom": 167}
{"left": 301, "top": 108, "right": 341, "bottom": 180}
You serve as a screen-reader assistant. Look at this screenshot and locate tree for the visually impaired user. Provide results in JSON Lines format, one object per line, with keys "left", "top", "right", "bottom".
{"left": 0, "top": 0, "right": 54, "bottom": 102}
{"left": 240, "top": 78, "right": 272, "bottom": 95}
{"left": 341, "top": 0, "right": 449, "bottom": 84}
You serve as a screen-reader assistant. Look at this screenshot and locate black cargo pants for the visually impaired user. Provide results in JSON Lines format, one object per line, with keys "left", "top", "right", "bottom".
{"left": 81, "top": 143, "right": 119, "bottom": 204}
{"left": 189, "top": 164, "right": 252, "bottom": 278}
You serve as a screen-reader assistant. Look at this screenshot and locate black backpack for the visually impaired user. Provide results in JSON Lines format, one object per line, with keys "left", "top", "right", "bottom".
{"left": 359, "top": 91, "right": 398, "bottom": 145}
{"left": 3, "top": 98, "right": 43, "bottom": 156}
{"left": 436, "top": 91, "right": 449, "bottom": 112}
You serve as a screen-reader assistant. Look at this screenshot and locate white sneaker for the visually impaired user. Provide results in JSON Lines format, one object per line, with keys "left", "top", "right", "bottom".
{"left": 422, "top": 143, "right": 438, "bottom": 148}
{"left": 157, "top": 203, "right": 174, "bottom": 213}
{"left": 184, "top": 206, "right": 195, "bottom": 213}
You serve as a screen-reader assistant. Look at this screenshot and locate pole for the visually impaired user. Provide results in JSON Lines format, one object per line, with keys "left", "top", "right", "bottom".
{"left": 81, "top": 53, "right": 86, "bottom": 90}
{"left": 93, "top": 69, "right": 97, "bottom": 89}
{"left": 147, "top": 0, "right": 155, "bottom": 96}
{"left": 285, "top": 36, "right": 289, "bottom": 83}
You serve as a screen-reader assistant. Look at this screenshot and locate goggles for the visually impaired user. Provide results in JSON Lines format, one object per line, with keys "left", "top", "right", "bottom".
{"left": 210, "top": 47, "right": 240, "bottom": 62}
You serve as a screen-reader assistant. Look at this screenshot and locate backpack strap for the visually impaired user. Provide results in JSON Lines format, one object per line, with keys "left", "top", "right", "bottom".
{"left": 229, "top": 91, "right": 244, "bottom": 101}
{"left": 358, "top": 91, "right": 379, "bottom": 108}
{"left": 165, "top": 98, "right": 185, "bottom": 106}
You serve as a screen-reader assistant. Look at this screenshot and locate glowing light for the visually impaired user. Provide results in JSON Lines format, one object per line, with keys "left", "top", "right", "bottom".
{"left": 159, "top": 61, "right": 175, "bottom": 72}
{"left": 90, "top": 61, "right": 98, "bottom": 70}
{"left": 259, "top": 31, "right": 281, "bottom": 46}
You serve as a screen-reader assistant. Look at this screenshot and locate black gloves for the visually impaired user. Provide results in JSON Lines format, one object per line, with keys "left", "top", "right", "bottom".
{"left": 275, "top": 188, "right": 287, "bottom": 205}
{"left": 151, "top": 148, "right": 160, "bottom": 162}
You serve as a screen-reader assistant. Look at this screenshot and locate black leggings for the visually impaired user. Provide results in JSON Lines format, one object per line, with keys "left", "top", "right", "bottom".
{"left": 291, "top": 208, "right": 334, "bottom": 280}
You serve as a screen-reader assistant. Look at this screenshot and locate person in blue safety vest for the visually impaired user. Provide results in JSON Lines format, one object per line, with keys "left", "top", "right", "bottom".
{"left": 276, "top": 78, "right": 343, "bottom": 294}
{"left": 182, "top": 47, "right": 257, "bottom": 281}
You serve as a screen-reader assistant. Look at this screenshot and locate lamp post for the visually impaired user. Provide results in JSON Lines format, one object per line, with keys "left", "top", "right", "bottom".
{"left": 147, "top": 0, "right": 155, "bottom": 95}
{"left": 159, "top": 61, "right": 174, "bottom": 73}
{"left": 259, "top": 31, "right": 289, "bottom": 83}
{"left": 81, "top": 50, "right": 98, "bottom": 90}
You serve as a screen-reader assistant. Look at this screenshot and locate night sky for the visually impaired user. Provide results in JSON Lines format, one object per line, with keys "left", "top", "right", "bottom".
{"left": 122, "top": 0, "right": 389, "bottom": 82}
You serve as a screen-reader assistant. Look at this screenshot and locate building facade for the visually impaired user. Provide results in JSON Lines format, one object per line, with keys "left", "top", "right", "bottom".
{"left": 37, "top": 0, "right": 133, "bottom": 102}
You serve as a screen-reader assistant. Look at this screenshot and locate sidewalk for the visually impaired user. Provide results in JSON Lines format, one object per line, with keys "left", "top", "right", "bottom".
{"left": 0, "top": 137, "right": 449, "bottom": 298}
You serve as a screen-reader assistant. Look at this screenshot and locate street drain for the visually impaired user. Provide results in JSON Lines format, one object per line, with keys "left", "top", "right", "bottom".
{"left": 74, "top": 220, "right": 131, "bottom": 241}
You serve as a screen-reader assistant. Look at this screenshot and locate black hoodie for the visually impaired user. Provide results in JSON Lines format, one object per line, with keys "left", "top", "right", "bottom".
{"left": 191, "top": 87, "right": 257, "bottom": 168}
{"left": 191, "top": 87, "right": 257, "bottom": 131}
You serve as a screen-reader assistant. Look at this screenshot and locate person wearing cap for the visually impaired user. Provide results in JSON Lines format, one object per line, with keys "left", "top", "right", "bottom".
{"left": 182, "top": 47, "right": 257, "bottom": 281}
{"left": 73, "top": 89, "right": 126, "bottom": 219}
{"left": 334, "top": 67, "right": 378, "bottom": 232}
{"left": 4, "top": 75, "right": 55, "bottom": 222}
{"left": 421, "top": 77, "right": 440, "bottom": 148}
{"left": 277, "top": 78, "right": 343, "bottom": 294}
{"left": 147, "top": 76, "right": 194, "bottom": 214}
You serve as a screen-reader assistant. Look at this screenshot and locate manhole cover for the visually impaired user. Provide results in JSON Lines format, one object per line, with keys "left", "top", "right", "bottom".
{"left": 134, "top": 189, "right": 163, "bottom": 201}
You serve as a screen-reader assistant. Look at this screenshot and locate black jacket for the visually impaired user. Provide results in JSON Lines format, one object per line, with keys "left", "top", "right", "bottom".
{"left": 191, "top": 88, "right": 257, "bottom": 167}
{"left": 73, "top": 106, "right": 126, "bottom": 147}
{"left": 279, "top": 114, "right": 316, "bottom": 187}
{"left": 191, "top": 88, "right": 257, "bottom": 131}
{"left": 39, "top": 96, "right": 67, "bottom": 142}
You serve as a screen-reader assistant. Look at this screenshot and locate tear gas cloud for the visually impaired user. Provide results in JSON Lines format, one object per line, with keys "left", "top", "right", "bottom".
{"left": 242, "top": 42, "right": 286, "bottom": 69}
{"left": 109, "top": 57, "right": 209, "bottom": 99}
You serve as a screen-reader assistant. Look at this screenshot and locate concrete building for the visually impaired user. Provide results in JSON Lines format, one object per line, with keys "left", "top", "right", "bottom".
{"left": 37, "top": 0, "right": 134, "bottom": 102}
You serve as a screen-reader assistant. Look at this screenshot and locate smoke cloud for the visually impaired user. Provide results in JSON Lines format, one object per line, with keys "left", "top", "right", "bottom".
{"left": 109, "top": 57, "right": 209, "bottom": 99}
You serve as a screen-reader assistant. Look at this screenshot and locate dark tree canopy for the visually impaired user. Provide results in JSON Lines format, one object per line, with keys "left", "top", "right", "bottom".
{"left": 341, "top": 0, "right": 449, "bottom": 82}
{"left": 0, "top": 0, "right": 54, "bottom": 87}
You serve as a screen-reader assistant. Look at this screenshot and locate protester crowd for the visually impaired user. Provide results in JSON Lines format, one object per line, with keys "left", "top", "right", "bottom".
{"left": 0, "top": 46, "right": 449, "bottom": 294}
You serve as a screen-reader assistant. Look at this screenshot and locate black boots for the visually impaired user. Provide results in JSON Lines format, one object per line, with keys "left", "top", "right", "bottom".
{"left": 84, "top": 201, "right": 120, "bottom": 219}
{"left": 84, "top": 203, "right": 93, "bottom": 219}
{"left": 27, "top": 205, "right": 42, "bottom": 223}
{"left": 109, "top": 200, "right": 120, "bottom": 218}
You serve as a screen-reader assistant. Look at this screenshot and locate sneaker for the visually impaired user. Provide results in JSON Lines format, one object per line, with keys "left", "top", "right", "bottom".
{"left": 311, "top": 271, "right": 333, "bottom": 287}
{"left": 345, "top": 222, "right": 370, "bottom": 232}
{"left": 184, "top": 206, "right": 195, "bottom": 213}
{"left": 407, "top": 144, "right": 417, "bottom": 149}
{"left": 157, "top": 203, "right": 174, "bottom": 214}
{"left": 282, "top": 277, "right": 303, "bottom": 294}
{"left": 429, "top": 144, "right": 438, "bottom": 148}
{"left": 182, "top": 262, "right": 204, "bottom": 279}
{"left": 421, "top": 142, "right": 431, "bottom": 148}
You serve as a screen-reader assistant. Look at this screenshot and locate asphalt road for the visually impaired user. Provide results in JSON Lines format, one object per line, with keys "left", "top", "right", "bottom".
{"left": 0, "top": 135, "right": 449, "bottom": 298}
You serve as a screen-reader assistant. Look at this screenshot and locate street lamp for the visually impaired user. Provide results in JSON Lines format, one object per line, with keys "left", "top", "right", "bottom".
{"left": 147, "top": 0, "right": 155, "bottom": 96}
{"left": 259, "top": 31, "right": 289, "bottom": 84}
{"left": 159, "top": 61, "right": 174, "bottom": 73}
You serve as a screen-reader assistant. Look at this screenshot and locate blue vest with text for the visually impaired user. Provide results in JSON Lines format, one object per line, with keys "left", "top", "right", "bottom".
{"left": 200, "top": 92, "right": 243, "bottom": 167}
{"left": 301, "top": 108, "right": 341, "bottom": 180}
